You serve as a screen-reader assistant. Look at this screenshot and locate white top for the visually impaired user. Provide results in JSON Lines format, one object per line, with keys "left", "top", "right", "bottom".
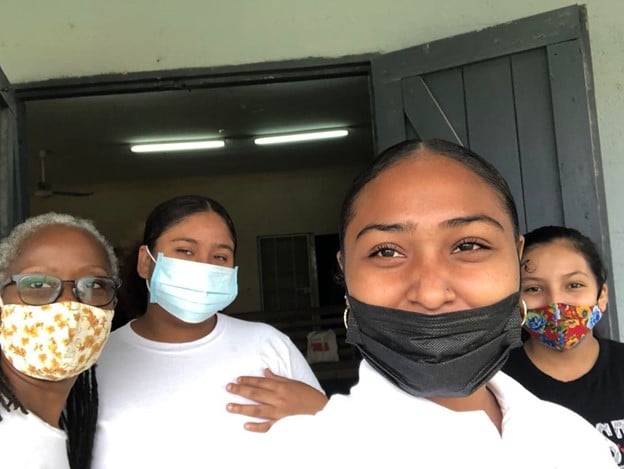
{"left": 260, "top": 360, "right": 617, "bottom": 469}
{"left": 92, "top": 313, "right": 322, "bottom": 469}
{"left": 0, "top": 408, "right": 70, "bottom": 469}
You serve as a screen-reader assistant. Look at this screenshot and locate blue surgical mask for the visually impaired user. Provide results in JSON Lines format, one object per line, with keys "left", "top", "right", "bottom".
{"left": 146, "top": 248, "right": 238, "bottom": 323}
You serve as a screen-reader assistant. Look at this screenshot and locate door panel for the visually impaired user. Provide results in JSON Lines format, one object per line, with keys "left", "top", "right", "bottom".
{"left": 402, "top": 76, "right": 463, "bottom": 145}
{"left": 0, "top": 65, "right": 25, "bottom": 238}
{"left": 422, "top": 68, "right": 468, "bottom": 145}
{"left": 548, "top": 40, "right": 608, "bottom": 248}
{"left": 370, "top": 6, "right": 616, "bottom": 337}
{"left": 512, "top": 48, "right": 564, "bottom": 230}
{"left": 463, "top": 56, "right": 526, "bottom": 232}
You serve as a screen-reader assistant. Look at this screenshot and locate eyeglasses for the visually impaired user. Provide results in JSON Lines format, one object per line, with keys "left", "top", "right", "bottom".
{"left": 1, "top": 273, "right": 121, "bottom": 307}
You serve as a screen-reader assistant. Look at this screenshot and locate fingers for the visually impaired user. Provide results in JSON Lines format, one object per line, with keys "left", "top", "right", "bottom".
{"left": 263, "top": 368, "right": 288, "bottom": 381}
{"left": 232, "top": 373, "right": 281, "bottom": 390}
{"left": 242, "top": 420, "right": 274, "bottom": 433}
{"left": 226, "top": 381, "right": 283, "bottom": 406}
{"left": 226, "top": 402, "right": 281, "bottom": 420}
{"left": 225, "top": 403, "right": 277, "bottom": 433}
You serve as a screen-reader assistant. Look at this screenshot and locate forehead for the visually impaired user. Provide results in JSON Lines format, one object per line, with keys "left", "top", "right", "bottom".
{"left": 10, "top": 224, "right": 108, "bottom": 270}
{"left": 159, "top": 211, "right": 232, "bottom": 241}
{"left": 21, "top": 224, "right": 100, "bottom": 247}
{"left": 523, "top": 240, "right": 591, "bottom": 274}
{"left": 348, "top": 153, "right": 511, "bottom": 231}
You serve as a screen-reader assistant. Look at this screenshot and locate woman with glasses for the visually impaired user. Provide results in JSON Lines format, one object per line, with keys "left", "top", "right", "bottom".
{"left": 0, "top": 212, "right": 120, "bottom": 469}
{"left": 92, "top": 195, "right": 327, "bottom": 469}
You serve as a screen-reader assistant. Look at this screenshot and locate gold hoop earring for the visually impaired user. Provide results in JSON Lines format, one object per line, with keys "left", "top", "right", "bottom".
{"left": 520, "top": 300, "right": 528, "bottom": 326}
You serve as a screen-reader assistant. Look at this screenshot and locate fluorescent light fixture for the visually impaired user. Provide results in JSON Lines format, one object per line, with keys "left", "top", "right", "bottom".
{"left": 130, "top": 140, "right": 225, "bottom": 153}
{"left": 254, "top": 129, "right": 349, "bottom": 146}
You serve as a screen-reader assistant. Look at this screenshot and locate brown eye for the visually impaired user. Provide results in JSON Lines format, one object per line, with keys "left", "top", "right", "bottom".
{"left": 370, "top": 247, "right": 400, "bottom": 258}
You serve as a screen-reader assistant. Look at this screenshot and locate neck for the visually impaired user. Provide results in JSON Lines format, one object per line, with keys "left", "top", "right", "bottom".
{"left": 0, "top": 354, "right": 76, "bottom": 428}
{"left": 523, "top": 334, "right": 599, "bottom": 382}
{"left": 429, "top": 386, "right": 502, "bottom": 434}
{"left": 131, "top": 305, "right": 217, "bottom": 343}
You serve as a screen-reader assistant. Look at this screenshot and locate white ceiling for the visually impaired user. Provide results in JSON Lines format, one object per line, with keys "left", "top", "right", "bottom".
{"left": 24, "top": 75, "right": 374, "bottom": 193}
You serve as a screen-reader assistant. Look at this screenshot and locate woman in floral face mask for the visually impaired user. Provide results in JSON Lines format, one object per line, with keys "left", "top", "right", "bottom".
{"left": 503, "top": 225, "right": 624, "bottom": 465}
{"left": 0, "top": 212, "right": 120, "bottom": 469}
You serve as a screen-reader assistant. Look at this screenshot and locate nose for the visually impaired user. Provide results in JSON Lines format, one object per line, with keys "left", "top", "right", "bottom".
{"left": 404, "top": 261, "right": 456, "bottom": 313}
{"left": 57, "top": 281, "right": 80, "bottom": 303}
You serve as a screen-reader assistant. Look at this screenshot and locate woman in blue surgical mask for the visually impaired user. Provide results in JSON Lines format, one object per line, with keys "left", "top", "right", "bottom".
{"left": 502, "top": 225, "right": 624, "bottom": 465}
{"left": 92, "top": 195, "right": 327, "bottom": 469}
{"left": 250, "top": 139, "right": 616, "bottom": 469}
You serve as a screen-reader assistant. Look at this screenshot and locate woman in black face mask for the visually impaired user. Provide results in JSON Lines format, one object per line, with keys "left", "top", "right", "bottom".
{"left": 254, "top": 139, "right": 616, "bottom": 469}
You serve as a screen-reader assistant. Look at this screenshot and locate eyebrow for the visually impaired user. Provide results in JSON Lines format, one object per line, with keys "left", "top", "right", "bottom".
{"left": 171, "top": 237, "right": 235, "bottom": 252}
{"left": 355, "top": 214, "right": 505, "bottom": 239}
{"left": 522, "top": 271, "right": 591, "bottom": 281}
{"left": 356, "top": 222, "right": 414, "bottom": 239}
{"left": 440, "top": 214, "right": 504, "bottom": 231}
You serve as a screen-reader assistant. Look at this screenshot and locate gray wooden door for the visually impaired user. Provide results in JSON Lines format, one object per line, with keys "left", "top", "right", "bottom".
{"left": 370, "top": 6, "right": 617, "bottom": 338}
{"left": 0, "top": 65, "right": 26, "bottom": 238}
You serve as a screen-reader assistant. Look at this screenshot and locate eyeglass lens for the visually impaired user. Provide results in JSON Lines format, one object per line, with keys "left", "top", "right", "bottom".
{"left": 16, "top": 274, "right": 117, "bottom": 306}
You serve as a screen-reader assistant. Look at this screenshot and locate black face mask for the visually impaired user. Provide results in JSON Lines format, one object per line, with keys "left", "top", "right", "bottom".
{"left": 346, "top": 292, "right": 522, "bottom": 398}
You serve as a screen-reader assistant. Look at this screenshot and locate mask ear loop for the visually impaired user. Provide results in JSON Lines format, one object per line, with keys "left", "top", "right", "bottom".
{"left": 520, "top": 300, "right": 528, "bottom": 327}
{"left": 145, "top": 246, "right": 157, "bottom": 263}
{"left": 144, "top": 246, "right": 157, "bottom": 293}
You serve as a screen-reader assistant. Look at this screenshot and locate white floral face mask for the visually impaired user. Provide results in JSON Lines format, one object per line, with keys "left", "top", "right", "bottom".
{"left": 0, "top": 299, "right": 113, "bottom": 381}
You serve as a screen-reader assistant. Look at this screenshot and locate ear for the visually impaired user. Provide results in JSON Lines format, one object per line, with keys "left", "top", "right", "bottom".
{"left": 336, "top": 250, "right": 344, "bottom": 273}
{"left": 598, "top": 283, "right": 609, "bottom": 312}
{"left": 137, "top": 245, "right": 154, "bottom": 281}
{"left": 516, "top": 234, "right": 525, "bottom": 259}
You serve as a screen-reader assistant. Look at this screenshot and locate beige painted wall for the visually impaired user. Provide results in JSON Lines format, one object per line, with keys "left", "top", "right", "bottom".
{"left": 29, "top": 163, "right": 366, "bottom": 314}
{"left": 2, "top": 0, "right": 623, "bottom": 336}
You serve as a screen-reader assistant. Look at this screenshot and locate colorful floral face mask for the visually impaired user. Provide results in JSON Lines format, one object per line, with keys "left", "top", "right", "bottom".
{"left": 523, "top": 302, "right": 602, "bottom": 351}
{"left": 0, "top": 300, "right": 113, "bottom": 381}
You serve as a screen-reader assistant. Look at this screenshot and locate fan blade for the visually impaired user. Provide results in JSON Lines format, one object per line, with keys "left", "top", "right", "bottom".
{"left": 52, "top": 190, "right": 94, "bottom": 197}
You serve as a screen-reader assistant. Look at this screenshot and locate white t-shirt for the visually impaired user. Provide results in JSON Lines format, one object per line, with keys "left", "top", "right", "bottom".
{"left": 258, "top": 360, "right": 617, "bottom": 469}
{"left": 92, "top": 313, "right": 322, "bottom": 469}
{"left": 0, "top": 408, "right": 70, "bottom": 469}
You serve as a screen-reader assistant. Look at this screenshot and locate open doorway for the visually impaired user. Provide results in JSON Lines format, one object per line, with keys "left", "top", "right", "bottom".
{"left": 22, "top": 72, "right": 374, "bottom": 393}
{"left": 23, "top": 73, "right": 374, "bottom": 310}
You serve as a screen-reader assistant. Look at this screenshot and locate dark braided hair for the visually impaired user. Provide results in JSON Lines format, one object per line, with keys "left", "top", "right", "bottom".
{"left": 62, "top": 367, "right": 99, "bottom": 469}
{"left": 0, "top": 367, "right": 27, "bottom": 416}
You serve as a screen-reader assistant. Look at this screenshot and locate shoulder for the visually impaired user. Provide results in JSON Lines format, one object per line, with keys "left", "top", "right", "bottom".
{"left": 96, "top": 322, "right": 135, "bottom": 361}
{"left": 104, "top": 322, "right": 134, "bottom": 345}
{"left": 0, "top": 409, "right": 70, "bottom": 465}
{"left": 599, "top": 337, "right": 624, "bottom": 355}
{"left": 597, "top": 338, "right": 624, "bottom": 374}
{"left": 494, "top": 374, "right": 615, "bottom": 465}
{"left": 501, "top": 346, "right": 528, "bottom": 374}
{"left": 220, "top": 314, "right": 292, "bottom": 343}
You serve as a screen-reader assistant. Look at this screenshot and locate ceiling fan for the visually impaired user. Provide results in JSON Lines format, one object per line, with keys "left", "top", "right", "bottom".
{"left": 35, "top": 150, "right": 94, "bottom": 198}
